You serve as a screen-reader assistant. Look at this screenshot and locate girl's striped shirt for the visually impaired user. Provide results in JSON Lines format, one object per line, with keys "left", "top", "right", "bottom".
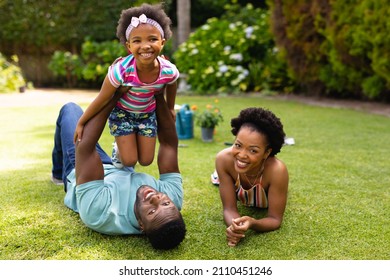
{"left": 108, "top": 54, "right": 179, "bottom": 113}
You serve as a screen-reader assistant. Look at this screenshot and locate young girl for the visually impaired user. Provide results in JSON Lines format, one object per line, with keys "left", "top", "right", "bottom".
{"left": 74, "top": 3, "right": 179, "bottom": 168}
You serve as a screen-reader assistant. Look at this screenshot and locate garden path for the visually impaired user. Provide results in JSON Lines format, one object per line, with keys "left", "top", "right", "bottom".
{"left": 0, "top": 88, "right": 96, "bottom": 108}
{"left": 1, "top": 88, "right": 389, "bottom": 118}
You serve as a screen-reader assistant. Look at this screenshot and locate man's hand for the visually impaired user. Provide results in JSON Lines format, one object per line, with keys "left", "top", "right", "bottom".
{"left": 117, "top": 86, "right": 130, "bottom": 95}
{"left": 170, "top": 109, "right": 176, "bottom": 121}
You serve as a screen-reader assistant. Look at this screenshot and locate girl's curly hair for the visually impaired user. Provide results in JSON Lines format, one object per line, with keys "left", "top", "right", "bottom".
{"left": 231, "top": 107, "right": 286, "bottom": 157}
{"left": 116, "top": 3, "right": 172, "bottom": 46}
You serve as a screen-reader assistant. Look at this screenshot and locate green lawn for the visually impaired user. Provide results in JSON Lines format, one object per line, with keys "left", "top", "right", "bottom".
{"left": 0, "top": 94, "right": 389, "bottom": 260}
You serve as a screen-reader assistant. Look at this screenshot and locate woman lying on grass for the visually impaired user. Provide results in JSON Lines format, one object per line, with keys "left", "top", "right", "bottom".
{"left": 213, "top": 107, "right": 289, "bottom": 247}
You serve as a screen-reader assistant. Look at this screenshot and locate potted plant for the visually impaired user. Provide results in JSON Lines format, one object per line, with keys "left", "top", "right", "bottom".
{"left": 192, "top": 101, "right": 223, "bottom": 142}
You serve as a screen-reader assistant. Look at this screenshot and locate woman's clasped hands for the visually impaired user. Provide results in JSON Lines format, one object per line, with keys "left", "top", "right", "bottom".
{"left": 226, "top": 216, "right": 252, "bottom": 247}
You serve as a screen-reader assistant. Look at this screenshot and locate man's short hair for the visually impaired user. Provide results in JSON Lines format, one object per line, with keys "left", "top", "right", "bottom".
{"left": 146, "top": 214, "right": 186, "bottom": 250}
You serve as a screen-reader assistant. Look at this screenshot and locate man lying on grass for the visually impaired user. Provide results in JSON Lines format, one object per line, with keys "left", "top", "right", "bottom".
{"left": 51, "top": 89, "right": 186, "bottom": 250}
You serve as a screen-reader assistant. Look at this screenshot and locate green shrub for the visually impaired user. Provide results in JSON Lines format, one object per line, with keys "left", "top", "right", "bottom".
{"left": 361, "top": 75, "right": 385, "bottom": 99}
{"left": 79, "top": 40, "right": 127, "bottom": 84}
{"left": 0, "top": 54, "right": 26, "bottom": 93}
{"left": 49, "top": 39, "right": 127, "bottom": 88}
{"left": 318, "top": 0, "right": 376, "bottom": 99}
{"left": 173, "top": 3, "right": 291, "bottom": 94}
{"left": 48, "top": 51, "right": 83, "bottom": 88}
{"left": 267, "top": 0, "right": 390, "bottom": 101}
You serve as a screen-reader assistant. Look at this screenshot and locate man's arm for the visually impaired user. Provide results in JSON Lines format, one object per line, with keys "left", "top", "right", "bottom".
{"left": 75, "top": 91, "right": 123, "bottom": 185}
{"left": 166, "top": 82, "right": 177, "bottom": 109}
{"left": 165, "top": 82, "right": 177, "bottom": 115}
{"left": 155, "top": 93, "right": 179, "bottom": 174}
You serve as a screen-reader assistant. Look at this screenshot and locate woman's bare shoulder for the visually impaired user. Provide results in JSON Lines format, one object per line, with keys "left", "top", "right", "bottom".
{"left": 263, "top": 157, "right": 289, "bottom": 190}
{"left": 216, "top": 147, "right": 232, "bottom": 162}
{"left": 267, "top": 156, "right": 287, "bottom": 171}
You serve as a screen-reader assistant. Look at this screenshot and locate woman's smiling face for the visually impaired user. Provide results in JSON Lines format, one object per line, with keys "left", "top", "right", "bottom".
{"left": 232, "top": 125, "right": 271, "bottom": 175}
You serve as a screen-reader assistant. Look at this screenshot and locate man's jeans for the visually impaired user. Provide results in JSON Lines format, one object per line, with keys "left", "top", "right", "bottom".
{"left": 51, "top": 102, "right": 112, "bottom": 191}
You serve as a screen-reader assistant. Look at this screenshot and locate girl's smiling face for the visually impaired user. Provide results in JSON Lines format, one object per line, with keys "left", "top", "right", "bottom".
{"left": 126, "top": 23, "right": 165, "bottom": 66}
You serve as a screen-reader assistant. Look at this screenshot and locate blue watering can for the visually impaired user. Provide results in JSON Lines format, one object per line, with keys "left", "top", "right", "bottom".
{"left": 175, "top": 104, "right": 194, "bottom": 139}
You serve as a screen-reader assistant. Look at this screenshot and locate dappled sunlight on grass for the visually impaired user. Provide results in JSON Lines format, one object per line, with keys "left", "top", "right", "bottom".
{"left": 0, "top": 116, "right": 54, "bottom": 172}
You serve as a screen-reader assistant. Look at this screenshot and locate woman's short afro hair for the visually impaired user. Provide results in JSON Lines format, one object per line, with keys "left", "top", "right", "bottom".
{"left": 230, "top": 107, "right": 286, "bottom": 156}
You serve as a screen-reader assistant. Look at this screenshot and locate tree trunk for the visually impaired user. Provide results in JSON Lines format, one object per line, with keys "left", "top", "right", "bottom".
{"left": 176, "top": 0, "right": 191, "bottom": 47}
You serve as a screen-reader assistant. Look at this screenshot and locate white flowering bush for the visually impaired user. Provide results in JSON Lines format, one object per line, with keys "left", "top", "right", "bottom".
{"left": 173, "top": 4, "right": 291, "bottom": 94}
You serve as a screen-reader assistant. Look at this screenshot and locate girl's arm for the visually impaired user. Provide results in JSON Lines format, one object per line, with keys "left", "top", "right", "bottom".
{"left": 74, "top": 76, "right": 117, "bottom": 143}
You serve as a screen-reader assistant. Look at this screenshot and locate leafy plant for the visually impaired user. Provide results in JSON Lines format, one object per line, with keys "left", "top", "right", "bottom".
{"left": 49, "top": 39, "right": 127, "bottom": 87}
{"left": 0, "top": 54, "right": 26, "bottom": 93}
{"left": 79, "top": 39, "right": 128, "bottom": 83}
{"left": 192, "top": 100, "right": 223, "bottom": 128}
{"left": 267, "top": 0, "right": 390, "bottom": 101}
{"left": 48, "top": 51, "right": 83, "bottom": 88}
